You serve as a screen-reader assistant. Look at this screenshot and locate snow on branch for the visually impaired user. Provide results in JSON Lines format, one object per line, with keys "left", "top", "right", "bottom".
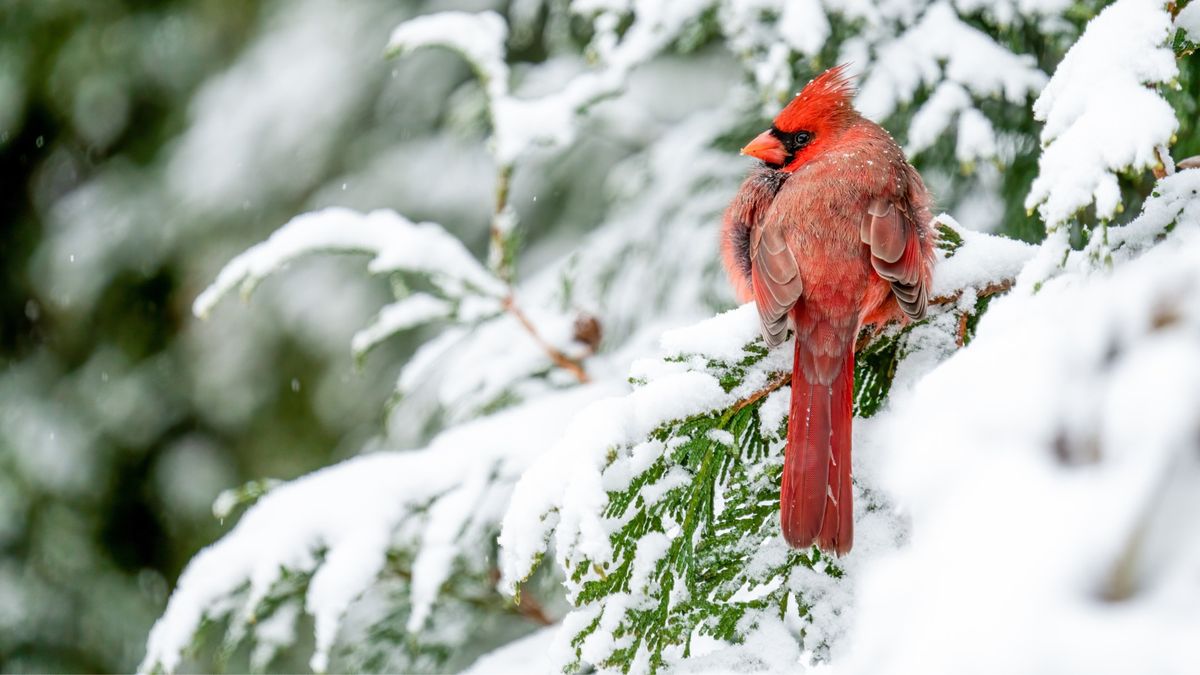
{"left": 496, "top": 220, "right": 1035, "bottom": 671}
{"left": 1025, "top": 0, "right": 1179, "bottom": 229}
{"left": 387, "top": 5, "right": 712, "bottom": 166}
{"left": 577, "top": 0, "right": 715, "bottom": 72}
{"left": 192, "top": 204, "right": 597, "bottom": 425}
{"left": 497, "top": 219, "right": 1033, "bottom": 592}
{"left": 1079, "top": 167, "right": 1200, "bottom": 270}
{"left": 856, "top": 2, "right": 1047, "bottom": 137}
{"left": 1178, "top": 2, "right": 1200, "bottom": 50}
{"left": 350, "top": 293, "right": 451, "bottom": 358}
{"left": 193, "top": 207, "right": 505, "bottom": 320}
{"left": 905, "top": 81, "right": 998, "bottom": 165}
{"left": 138, "top": 383, "right": 619, "bottom": 674}
{"left": 386, "top": 11, "right": 510, "bottom": 102}
{"left": 842, "top": 226, "right": 1200, "bottom": 675}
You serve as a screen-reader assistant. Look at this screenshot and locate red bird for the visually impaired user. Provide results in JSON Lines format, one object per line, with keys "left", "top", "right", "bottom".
{"left": 721, "top": 65, "right": 935, "bottom": 555}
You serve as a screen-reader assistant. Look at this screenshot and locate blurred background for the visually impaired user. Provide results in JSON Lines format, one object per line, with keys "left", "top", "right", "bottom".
{"left": 0, "top": 1, "right": 529, "bottom": 670}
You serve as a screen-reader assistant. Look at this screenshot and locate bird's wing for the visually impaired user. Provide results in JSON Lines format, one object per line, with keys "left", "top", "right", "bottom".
{"left": 723, "top": 169, "right": 788, "bottom": 303}
{"left": 750, "top": 218, "right": 803, "bottom": 347}
{"left": 860, "top": 197, "right": 928, "bottom": 320}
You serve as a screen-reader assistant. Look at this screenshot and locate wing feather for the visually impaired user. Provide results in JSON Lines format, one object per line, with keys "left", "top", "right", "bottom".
{"left": 751, "top": 221, "right": 803, "bottom": 346}
{"left": 862, "top": 197, "right": 928, "bottom": 320}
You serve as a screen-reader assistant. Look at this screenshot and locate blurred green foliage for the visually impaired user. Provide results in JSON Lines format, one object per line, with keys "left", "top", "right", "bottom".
{"left": 0, "top": 2, "right": 395, "bottom": 671}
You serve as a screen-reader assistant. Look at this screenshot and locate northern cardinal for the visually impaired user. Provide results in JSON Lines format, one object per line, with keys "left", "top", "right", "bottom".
{"left": 721, "top": 65, "right": 935, "bottom": 554}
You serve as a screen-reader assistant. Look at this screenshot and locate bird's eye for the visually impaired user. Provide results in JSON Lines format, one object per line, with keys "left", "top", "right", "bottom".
{"left": 768, "top": 127, "right": 814, "bottom": 157}
{"left": 773, "top": 129, "right": 812, "bottom": 153}
{"left": 786, "top": 131, "right": 812, "bottom": 153}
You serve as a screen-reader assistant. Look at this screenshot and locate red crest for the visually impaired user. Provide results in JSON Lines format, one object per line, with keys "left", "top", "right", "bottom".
{"left": 774, "top": 64, "right": 858, "bottom": 134}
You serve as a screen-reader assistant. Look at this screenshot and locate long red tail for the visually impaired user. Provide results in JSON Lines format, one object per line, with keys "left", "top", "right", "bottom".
{"left": 780, "top": 335, "right": 855, "bottom": 554}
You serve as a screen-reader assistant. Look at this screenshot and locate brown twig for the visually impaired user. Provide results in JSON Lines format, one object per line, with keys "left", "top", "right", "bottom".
{"left": 932, "top": 279, "right": 1014, "bottom": 308}
{"left": 731, "top": 371, "right": 791, "bottom": 414}
{"left": 485, "top": 566, "right": 555, "bottom": 626}
{"left": 503, "top": 296, "right": 591, "bottom": 383}
{"left": 955, "top": 312, "right": 970, "bottom": 347}
{"left": 728, "top": 278, "right": 1017, "bottom": 410}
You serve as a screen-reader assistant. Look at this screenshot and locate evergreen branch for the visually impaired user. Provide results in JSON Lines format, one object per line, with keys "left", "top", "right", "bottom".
{"left": 855, "top": 278, "right": 1015, "bottom": 351}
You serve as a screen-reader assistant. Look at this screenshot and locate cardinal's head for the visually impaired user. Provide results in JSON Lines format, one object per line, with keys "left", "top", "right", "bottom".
{"left": 740, "top": 64, "right": 859, "bottom": 172}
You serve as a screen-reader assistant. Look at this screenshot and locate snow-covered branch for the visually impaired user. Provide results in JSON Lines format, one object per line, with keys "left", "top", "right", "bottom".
{"left": 193, "top": 208, "right": 506, "bottom": 320}
{"left": 1025, "top": 0, "right": 1179, "bottom": 229}
{"left": 841, "top": 226, "right": 1200, "bottom": 675}
{"left": 496, "top": 220, "right": 1035, "bottom": 671}
{"left": 139, "top": 383, "right": 620, "bottom": 674}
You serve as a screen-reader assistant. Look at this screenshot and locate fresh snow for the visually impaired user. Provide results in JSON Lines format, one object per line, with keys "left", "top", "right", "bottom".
{"left": 1025, "top": 0, "right": 1178, "bottom": 227}
{"left": 460, "top": 626, "right": 558, "bottom": 674}
{"left": 1080, "top": 168, "right": 1200, "bottom": 269}
{"left": 193, "top": 207, "right": 505, "bottom": 319}
{"left": 499, "top": 369, "right": 732, "bottom": 591}
{"left": 139, "top": 383, "right": 619, "bottom": 674}
{"left": 386, "top": 11, "right": 509, "bottom": 103}
{"left": 350, "top": 293, "right": 452, "bottom": 357}
{"left": 856, "top": 3, "right": 1047, "bottom": 122}
{"left": 778, "top": 0, "right": 830, "bottom": 57}
{"left": 387, "top": 3, "right": 711, "bottom": 165}
{"left": 1178, "top": 1, "right": 1200, "bottom": 44}
{"left": 906, "top": 81, "right": 973, "bottom": 156}
{"left": 930, "top": 215, "right": 1035, "bottom": 297}
{"left": 842, "top": 227, "right": 1200, "bottom": 675}
{"left": 658, "top": 303, "right": 766, "bottom": 363}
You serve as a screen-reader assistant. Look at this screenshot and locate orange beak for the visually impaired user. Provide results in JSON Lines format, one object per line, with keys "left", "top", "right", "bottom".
{"left": 740, "top": 129, "right": 787, "bottom": 165}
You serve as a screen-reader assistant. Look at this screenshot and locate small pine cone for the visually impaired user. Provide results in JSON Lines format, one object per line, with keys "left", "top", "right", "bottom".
{"left": 573, "top": 313, "right": 602, "bottom": 353}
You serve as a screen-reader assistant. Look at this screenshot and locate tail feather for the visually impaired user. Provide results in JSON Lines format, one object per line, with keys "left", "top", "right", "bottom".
{"left": 818, "top": 350, "right": 855, "bottom": 554}
{"left": 781, "top": 378, "right": 830, "bottom": 547}
{"left": 780, "top": 337, "right": 855, "bottom": 554}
